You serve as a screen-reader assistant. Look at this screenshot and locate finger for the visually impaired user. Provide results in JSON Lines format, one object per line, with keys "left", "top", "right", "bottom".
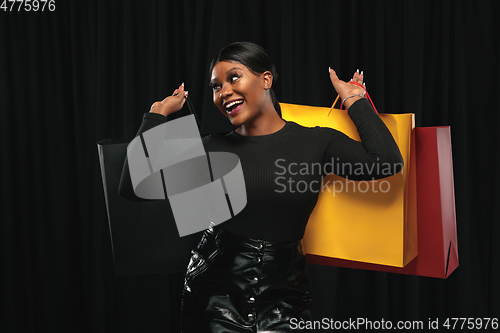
{"left": 329, "top": 67, "right": 351, "bottom": 95}
{"left": 179, "top": 82, "right": 185, "bottom": 92}
{"left": 172, "top": 89, "right": 179, "bottom": 96}
{"left": 329, "top": 67, "right": 340, "bottom": 83}
{"left": 357, "top": 71, "right": 364, "bottom": 85}
{"left": 179, "top": 91, "right": 188, "bottom": 107}
{"left": 353, "top": 69, "right": 360, "bottom": 81}
{"left": 174, "top": 90, "right": 189, "bottom": 101}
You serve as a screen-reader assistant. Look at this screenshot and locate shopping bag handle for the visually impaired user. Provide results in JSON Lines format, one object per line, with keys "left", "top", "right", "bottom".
{"left": 329, "top": 82, "right": 378, "bottom": 115}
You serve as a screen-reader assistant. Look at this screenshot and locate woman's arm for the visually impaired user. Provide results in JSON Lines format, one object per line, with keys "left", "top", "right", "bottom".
{"left": 322, "top": 69, "right": 404, "bottom": 180}
{"left": 118, "top": 84, "right": 188, "bottom": 200}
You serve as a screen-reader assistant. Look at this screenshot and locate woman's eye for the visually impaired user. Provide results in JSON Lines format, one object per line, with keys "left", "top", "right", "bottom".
{"left": 230, "top": 75, "right": 241, "bottom": 83}
{"left": 212, "top": 84, "right": 221, "bottom": 92}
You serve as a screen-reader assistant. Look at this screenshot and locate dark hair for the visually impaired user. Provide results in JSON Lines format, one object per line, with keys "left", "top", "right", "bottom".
{"left": 209, "top": 42, "right": 281, "bottom": 117}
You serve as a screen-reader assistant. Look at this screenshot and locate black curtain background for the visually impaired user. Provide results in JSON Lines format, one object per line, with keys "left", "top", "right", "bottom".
{"left": 1, "top": 1, "right": 499, "bottom": 332}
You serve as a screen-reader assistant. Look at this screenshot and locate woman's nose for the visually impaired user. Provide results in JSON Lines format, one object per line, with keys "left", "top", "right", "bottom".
{"left": 220, "top": 84, "right": 233, "bottom": 99}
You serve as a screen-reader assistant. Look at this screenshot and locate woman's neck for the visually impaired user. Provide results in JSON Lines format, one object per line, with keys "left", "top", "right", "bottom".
{"left": 235, "top": 111, "right": 285, "bottom": 136}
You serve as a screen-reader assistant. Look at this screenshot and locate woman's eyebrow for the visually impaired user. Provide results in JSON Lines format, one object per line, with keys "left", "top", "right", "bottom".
{"left": 224, "top": 67, "right": 243, "bottom": 80}
{"left": 210, "top": 67, "right": 243, "bottom": 86}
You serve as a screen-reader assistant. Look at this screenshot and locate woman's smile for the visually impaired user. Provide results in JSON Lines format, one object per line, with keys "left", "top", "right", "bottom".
{"left": 224, "top": 98, "right": 244, "bottom": 116}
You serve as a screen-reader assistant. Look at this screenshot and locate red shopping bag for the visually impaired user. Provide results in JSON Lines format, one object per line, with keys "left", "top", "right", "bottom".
{"left": 307, "top": 126, "right": 459, "bottom": 279}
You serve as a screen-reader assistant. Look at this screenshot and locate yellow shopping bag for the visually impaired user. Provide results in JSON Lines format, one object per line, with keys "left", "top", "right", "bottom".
{"left": 280, "top": 101, "right": 417, "bottom": 267}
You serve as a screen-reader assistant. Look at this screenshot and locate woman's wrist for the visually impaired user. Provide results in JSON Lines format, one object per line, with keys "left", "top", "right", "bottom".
{"left": 149, "top": 108, "right": 172, "bottom": 117}
{"left": 145, "top": 111, "right": 169, "bottom": 121}
{"left": 344, "top": 96, "right": 365, "bottom": 109}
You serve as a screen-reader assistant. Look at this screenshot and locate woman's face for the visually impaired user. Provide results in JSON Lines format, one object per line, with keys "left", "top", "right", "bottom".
{"left": 210, "top": 61, "right": 272, "bottom": 127}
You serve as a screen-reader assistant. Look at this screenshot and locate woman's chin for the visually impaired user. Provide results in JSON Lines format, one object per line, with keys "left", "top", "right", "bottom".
{"left": 228, "top": 116, "right": 244, "bottom": 127}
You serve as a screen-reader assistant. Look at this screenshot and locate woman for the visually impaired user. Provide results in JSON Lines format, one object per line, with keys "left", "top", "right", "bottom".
{"left": 122, "top": 42, "right": 403, "bottom": 332}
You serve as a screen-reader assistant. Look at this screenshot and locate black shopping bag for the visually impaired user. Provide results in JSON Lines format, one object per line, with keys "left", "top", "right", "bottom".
{"left": 97, "top": 138, "right": 201, "bottom": 276}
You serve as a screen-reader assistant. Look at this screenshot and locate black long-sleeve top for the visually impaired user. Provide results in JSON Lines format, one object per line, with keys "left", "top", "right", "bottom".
{"left": 119, "top": 99, "right": 404, "bottom": 242}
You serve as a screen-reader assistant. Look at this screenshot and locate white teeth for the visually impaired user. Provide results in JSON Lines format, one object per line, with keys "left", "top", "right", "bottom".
{"left": 225, "top": 100, "right": 243, "bottom": 110}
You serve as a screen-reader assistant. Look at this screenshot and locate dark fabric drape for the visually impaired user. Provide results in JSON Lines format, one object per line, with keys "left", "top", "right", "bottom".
{"left": 1, "top": 1, "right": 498, "bottom": 332}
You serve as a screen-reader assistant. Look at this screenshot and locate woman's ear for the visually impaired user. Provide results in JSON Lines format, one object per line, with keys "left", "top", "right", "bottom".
{"left": 262, "top": 71, "right": 273, "bottom": 89}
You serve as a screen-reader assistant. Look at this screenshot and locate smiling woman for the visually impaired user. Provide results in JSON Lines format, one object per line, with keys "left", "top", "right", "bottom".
{"left": 120, "top": 42, "right": 404, "bottom": 332}
{"left": 209, "top": 42, "right": 285, "bottom": 136}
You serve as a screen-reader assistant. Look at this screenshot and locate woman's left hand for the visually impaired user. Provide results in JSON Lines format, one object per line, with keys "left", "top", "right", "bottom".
{"left": 329, "top": 68, "right": 366, "bottom": 109}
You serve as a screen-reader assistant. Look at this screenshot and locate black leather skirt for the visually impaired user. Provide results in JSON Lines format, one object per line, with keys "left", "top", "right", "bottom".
{"left": 181, "top": 227, "right": 312, "bottom": 332}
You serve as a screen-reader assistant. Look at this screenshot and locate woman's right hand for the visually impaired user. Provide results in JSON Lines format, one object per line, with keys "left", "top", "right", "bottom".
{"left": 149, "top": 83, "right": 189, "bottom": 117}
